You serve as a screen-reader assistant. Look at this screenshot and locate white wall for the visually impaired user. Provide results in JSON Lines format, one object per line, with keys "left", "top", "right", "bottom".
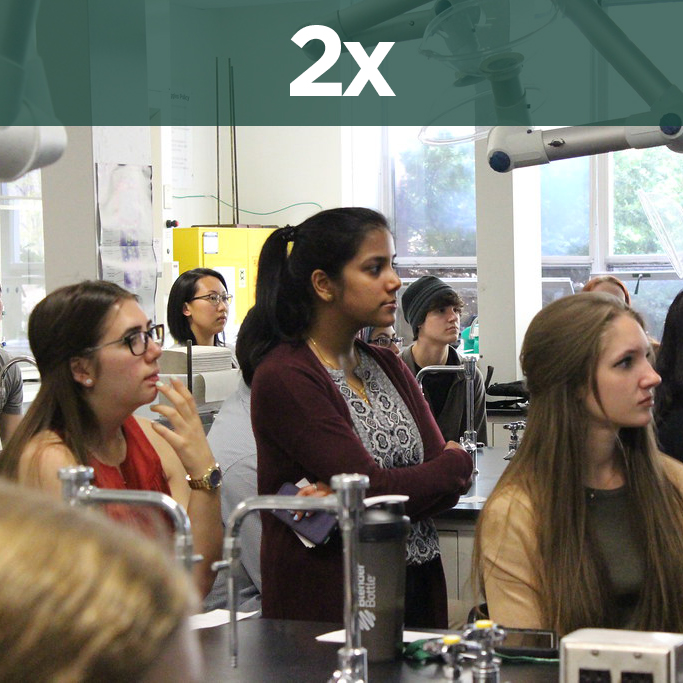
{"left": 475, "top": 138, "right": 543, "bottom": 382}
{"left": 231, "top": 126, "right": 344, "bottom": 227}
{"left": 171, "top": 127, "right": 222, "bottom": 229}
{"left": 42, "top": 127, "right": 98, "bottom": 292}
{"left": 166, "top": 126, "right": 344, "bottom": 232}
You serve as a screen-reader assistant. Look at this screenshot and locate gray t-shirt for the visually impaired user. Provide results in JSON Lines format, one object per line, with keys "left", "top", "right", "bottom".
{"left": 0, "top": 349, "right": 23, "bottom": 415}
{"left": 586, "top": 486, "right": 644, "bottom": 627}
{"left": 204, "top": 376, "right": 260, "bottom": 612}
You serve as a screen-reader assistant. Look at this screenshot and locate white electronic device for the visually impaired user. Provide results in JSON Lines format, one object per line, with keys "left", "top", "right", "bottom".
{"left": 158, "top": 346, "right": 238, "bottom": 406}
{"left": 561, "top": 628, "right": 683, "bottom": 683}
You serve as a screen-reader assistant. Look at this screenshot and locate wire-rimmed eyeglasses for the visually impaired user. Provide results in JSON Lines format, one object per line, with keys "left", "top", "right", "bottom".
{"left": 189, "top": 293, "right": 233, "bottom": 307}
{"left": 83, "top": 324, "right": 165, "bottom": 357}
{"left": 369, "top": 335, "right": 404, "bottom": 350}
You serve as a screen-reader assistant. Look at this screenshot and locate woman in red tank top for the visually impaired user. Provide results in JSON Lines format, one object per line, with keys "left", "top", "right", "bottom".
{"left": 0, "top": 280, "right": 222, "bottom": 597}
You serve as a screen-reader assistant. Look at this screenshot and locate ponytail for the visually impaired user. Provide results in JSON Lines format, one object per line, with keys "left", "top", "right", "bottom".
{"left": 236, "top": 208, "right": 389, "bottom": 385}
{"left": 237, "top": 227, "right": 299, "bottom": 385}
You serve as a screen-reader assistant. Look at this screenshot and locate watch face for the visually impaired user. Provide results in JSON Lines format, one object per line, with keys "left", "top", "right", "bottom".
{"left": 208, "top": 467, "right": 222, "bottom": 487}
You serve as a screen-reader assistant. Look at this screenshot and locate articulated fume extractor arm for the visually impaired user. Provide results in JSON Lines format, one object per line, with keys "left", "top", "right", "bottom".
{"left": 0, "top": 0, "right": 66, "bottom": 181}
{"left": 306, "top": 0, "right": 683, "bottom": 172}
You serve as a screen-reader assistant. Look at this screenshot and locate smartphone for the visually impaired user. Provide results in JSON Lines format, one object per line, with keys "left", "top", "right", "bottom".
{"left": 271, "top": 482, "right": 338, "bottom": 545}
{"left": 495, "top": 627, "right": 559, "bottom": 658}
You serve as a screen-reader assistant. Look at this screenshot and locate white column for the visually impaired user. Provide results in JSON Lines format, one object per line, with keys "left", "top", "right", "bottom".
{"left": 475, "top": 137, "right": 543, "bottom": 382}
{"left": 42, "top": 126, "right": 98, "bottom": 292}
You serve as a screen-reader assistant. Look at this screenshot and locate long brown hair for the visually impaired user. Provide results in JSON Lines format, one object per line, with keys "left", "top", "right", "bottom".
{"left": 474, "top": 292, "right": 683, "bottom": 634}
{"left": 0, "top": 281, "right": 137, "bottom": 478}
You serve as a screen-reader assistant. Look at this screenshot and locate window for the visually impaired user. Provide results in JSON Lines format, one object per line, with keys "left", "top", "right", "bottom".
{"left": 389, "top": 127, "right": 476, "bottom": 260}
{"left": 389, "top": 127, "right": 479, "bottom": 345}
{"left": 601, "top": 147, "right": 683, "bottom": 340}
{"left": 621, "top": 275, "right": 681, "bottom": 341}
{"left": 611, "top": 146, "right": 682, "bottom": 257}
{"left": 541, "top": 156, "right": 590, "bottom": 257}
{"left": 385, "top": 124, "right": 683, "bottom": 344}
{"left": 540, "top": 144, "right": 683, "bottom": 340}
{"left": 0, "top": 170, "right": 45, "bottom": 354}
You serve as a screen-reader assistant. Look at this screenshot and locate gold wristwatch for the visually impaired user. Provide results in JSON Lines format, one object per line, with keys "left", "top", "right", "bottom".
{"left": 186, "top": 464, "right": 222, "bottom": 490}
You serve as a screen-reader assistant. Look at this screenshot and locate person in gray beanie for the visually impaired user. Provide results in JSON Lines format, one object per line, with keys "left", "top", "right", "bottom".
{"left": 400, "top": 276, "right": 488, "bottom": 445}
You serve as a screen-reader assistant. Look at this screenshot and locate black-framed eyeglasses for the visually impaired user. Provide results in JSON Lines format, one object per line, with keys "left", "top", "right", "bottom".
{"left": 83, "top": 324, "right": 165, "bottom": 357}
{"left": 189, "top": 293, "right": 233, "bottom": 307}
{"left": 369, "top": 336, "right": 404, "bottom": 349}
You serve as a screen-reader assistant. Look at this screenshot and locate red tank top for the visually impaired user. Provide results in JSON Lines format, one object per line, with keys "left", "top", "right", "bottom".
{"left": 89, "top": 416, "right": 172, "bottom": 495}
{"left": 89, "top": 417, "right": 173, "bottom": 538}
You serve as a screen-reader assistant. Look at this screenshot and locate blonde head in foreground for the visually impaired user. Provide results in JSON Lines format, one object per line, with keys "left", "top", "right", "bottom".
{"left": 0, "top": 480, "right": 201, "bottom": 683}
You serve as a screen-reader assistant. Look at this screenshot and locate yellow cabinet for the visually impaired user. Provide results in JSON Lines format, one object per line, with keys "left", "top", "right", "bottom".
{"left": 172, "top": 225, "right": 277, "bottom": 325}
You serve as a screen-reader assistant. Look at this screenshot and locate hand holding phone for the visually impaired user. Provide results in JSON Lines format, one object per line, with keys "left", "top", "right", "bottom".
{"left": 271, "top": 482, "right": 338, "bottom": 546}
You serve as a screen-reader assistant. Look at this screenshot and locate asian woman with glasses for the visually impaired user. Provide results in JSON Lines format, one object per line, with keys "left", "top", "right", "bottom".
{"left": 358, "top": 325, "right": 404, "bottom": 355}
{"left": 0, "top": 281, "right": 222, "bottom": 597}
{"left": 167, "top": 268, "right": 232, "bottom": 347}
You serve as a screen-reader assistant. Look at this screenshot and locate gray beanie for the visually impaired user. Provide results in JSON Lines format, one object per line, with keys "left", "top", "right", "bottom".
{"left": 402, "top": 276, "right": 457, "bottom": 338}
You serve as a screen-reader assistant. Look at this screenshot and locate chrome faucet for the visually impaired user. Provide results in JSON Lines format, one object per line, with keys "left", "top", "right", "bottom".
{"left": 423, "top": 620, "right": 506, "bottom": 681}
{"left": 416, "top": 358, "right": 479, "bottom": 474}
{"left": 461, "top": 620, "right": 506, "bottom": 683}
{"left": 461, "top": 356, "right": 478, "bottom": 464}
{"left": 503, "top": 421, "right": 526, "bottom": 460}
{"left": 212, "top": 473, "right": 370, "bottom": 683}
{"left": 0, "top": 355, "right": 37, "bottom": 403}
{"left": 58, "top": 465, "right": 197, "bottom": 571}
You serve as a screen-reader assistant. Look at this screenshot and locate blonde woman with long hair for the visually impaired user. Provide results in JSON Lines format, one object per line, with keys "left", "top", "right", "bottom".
{"left": 0, "top": 480, "right": 201, "bottom": 683}
{"left": 474, "top": 292, "right": 683, "bottom": 636}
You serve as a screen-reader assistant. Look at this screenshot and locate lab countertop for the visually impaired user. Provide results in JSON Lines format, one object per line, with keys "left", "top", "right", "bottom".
{"left": 436, "top": 447, "right": 510, "bottom": 521}
{"left": 198, "top": 618, "right": 558, "bottom": 682}
{"left": 486, "top": 407, "right": 527, "bottom": 417}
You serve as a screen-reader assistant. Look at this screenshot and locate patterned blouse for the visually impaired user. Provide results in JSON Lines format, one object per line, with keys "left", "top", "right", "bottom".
{"left": 323, "top": 346, "right": 441, "bottom": 565}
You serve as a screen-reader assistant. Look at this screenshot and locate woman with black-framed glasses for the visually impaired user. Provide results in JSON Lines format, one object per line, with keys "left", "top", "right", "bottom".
{"left": 167, "top": 268, "right": 231, "bottom": 347}
{"left": 0, "top": 280, "right": 223, "bottom": 598}
{"left": 358, "top": 325, "right": 404, "bottom": 355}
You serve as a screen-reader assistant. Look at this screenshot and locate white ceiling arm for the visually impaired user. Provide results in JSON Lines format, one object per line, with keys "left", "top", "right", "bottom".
{"left": 0, "top": 0, "right": 66, "bottom": 181}
{"left": 0, "top": 124, "right": 67, "bottom": 181}
{"left": 487, "top": 125, "right": 683, "bottom": 173}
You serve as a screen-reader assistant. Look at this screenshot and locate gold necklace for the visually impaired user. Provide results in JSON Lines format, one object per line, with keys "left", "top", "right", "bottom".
{"left": 308, "top": 337, "right": 336, "bottom": 367}
{"left": 308, "top": 337, "right": 369, "bottom": 403}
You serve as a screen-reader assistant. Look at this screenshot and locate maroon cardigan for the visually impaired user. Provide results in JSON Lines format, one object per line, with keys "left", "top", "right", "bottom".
{"left": 251, "top": 340, "right": 473, "bottom": 623}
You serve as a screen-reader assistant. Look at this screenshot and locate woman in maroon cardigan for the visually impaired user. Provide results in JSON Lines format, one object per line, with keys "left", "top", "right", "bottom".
{"left": 236, "top": 208, "right": 473, "bottom": 628}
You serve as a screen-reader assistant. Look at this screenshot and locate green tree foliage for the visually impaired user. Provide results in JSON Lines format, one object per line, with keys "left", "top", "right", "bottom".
{"left": 613, "top": 147, "right": 683, "bottom": 255}
{"left": 393, "top": 141, "right": 476, "bottom": 257}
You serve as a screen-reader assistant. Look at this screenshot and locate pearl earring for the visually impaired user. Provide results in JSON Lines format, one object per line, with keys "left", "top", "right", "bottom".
{"left": 85, "top": 378, "right": 93, "bottom": 386}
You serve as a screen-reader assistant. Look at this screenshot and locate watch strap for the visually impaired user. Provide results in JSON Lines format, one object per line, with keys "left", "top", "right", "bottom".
{"left": 186, "top": 464, "right": 222, "bottom": 490}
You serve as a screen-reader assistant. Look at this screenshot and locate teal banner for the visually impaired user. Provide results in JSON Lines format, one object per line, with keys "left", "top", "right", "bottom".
{"left": 7, "top": 0, "right": 683, "bottom": 126}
